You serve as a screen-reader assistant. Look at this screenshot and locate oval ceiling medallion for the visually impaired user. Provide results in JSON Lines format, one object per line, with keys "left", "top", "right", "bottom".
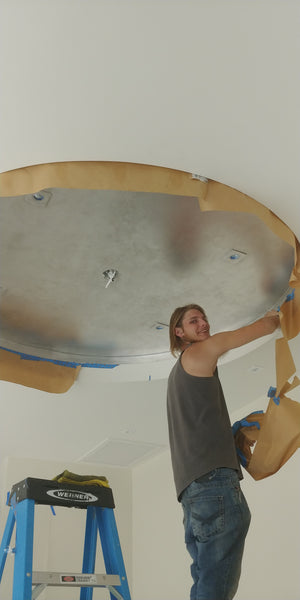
{"left": 0, "top": 162, "right": 297, "bottom": 366}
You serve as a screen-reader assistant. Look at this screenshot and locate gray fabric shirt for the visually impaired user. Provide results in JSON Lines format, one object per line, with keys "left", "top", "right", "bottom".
{"left": 167, "top": 355, "right": 242, "bottom": 500}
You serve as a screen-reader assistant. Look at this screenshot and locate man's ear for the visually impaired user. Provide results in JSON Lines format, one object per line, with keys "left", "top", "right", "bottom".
{"left": 175, "top": 327, "right": 184, "bottom": 339}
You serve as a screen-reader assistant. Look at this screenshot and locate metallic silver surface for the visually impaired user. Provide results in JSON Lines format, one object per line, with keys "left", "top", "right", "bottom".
{"left": 0, "top": 189, "right": 294, "bottom": 364}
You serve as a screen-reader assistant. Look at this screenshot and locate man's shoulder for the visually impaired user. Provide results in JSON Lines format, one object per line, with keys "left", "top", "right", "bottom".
{"left": 181, "top": 340, "right": 217, "bottom": 377}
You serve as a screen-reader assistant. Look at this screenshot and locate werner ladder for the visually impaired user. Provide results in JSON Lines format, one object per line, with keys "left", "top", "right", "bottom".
{"left": 0, "top": 477, "right": 131, "bottom": 600}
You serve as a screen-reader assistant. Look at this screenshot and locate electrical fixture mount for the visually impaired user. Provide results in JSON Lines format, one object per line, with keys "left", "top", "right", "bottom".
{"left": 103, "top": 269, "right": 118, "bottom": 288}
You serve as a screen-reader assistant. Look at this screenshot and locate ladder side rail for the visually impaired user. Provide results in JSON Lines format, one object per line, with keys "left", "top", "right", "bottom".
{"left": 0, "top": 506, "right": 16, "bottom": 580}
{"left": 96, "top": 507, "right": 131, "bottom": 600}
{"left": 80, "top": 506, "right": 98, "bottom": 600}
{"left": 12, "top": 498, "right": 35, "bottom": 600}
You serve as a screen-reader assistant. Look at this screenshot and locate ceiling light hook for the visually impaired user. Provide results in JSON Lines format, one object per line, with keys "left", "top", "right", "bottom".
{"left": 103, "top": 269, "right": 118, "bottom": 288}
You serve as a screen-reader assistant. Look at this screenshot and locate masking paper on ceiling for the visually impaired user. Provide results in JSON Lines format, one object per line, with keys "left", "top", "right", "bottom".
{"left": 233, "top": 305, "right": 300, "bottom": 480}
{"left": 0, "top": 162, "right": 299, "bottom": 404}
{"left": 0, "top": 349, "right": 80, "bottom": 394}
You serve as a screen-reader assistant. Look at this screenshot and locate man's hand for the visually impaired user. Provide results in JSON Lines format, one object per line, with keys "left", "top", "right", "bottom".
{"left": 264, "top": 309, "right": 280, "bottom": 317}
{"left": 264, "top": 309, "right": 281, "bottom": 328}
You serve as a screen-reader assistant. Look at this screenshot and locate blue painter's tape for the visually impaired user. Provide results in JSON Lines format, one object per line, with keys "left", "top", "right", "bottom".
{"left": 240, "top": 418, "right": 258, "bottom": 429}
{"left": 243, "top": 418, "right": 261, "bottom": 430}
{"left": 232, "top": 414, "right": 262, "bottom": 436}
{"left": 0, "top": 346, "right": 118, "bottom": 369}
{"left": 236, "top": 448, "right": 247, "bottom": 468}
{"left": 285, "top": 289, "right": 295, "bottom": 302}
{"left": 20, "top": 354, "right": 78, "bottom": 366}
{"left": 232, "top": 420, "right": 241, "bottom": 436}
{"left": 268, "top": 387, "right": 280, "bottom": 403}
{"left": 81, "top": 362, "right": 117, "bottom": 369}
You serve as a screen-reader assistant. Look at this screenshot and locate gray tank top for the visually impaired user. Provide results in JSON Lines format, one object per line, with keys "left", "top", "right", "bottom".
{"left": 167, "top": 355, "right": 242, "bottom": 500}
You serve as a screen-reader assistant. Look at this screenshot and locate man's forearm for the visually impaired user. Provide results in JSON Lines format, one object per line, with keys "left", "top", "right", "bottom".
{"left": 210, "top": 310, "right": 280, "bottom": 356}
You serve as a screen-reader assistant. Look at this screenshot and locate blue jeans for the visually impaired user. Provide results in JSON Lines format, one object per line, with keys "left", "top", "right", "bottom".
{"left": 181, "top": 468, "right": 251, "bottom": 600}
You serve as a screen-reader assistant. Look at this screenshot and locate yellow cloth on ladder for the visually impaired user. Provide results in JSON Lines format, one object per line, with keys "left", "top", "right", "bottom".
{"left": 53, "top": 470, "right": 110, "bottom": 488}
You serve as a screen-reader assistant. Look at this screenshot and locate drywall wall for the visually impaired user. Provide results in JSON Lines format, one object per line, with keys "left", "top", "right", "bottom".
{"left": 0, "top": 456, "right": 132, "bottom": 599}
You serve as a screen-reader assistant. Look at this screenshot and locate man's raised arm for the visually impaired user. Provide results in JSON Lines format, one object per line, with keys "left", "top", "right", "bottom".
{"left": 209, "top": 310, "right": 280, "bottom": 359}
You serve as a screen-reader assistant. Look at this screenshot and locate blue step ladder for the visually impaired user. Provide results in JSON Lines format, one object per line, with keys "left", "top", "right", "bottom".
{"left": 0, "top": 477, "right": 131, "bottom": 600}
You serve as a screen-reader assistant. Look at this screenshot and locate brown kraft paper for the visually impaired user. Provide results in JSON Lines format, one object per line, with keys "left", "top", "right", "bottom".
{"left": 0, "top": 349, "right": 80, "bottom": 394}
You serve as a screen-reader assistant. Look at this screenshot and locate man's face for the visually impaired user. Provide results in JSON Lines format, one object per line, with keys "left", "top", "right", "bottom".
{"left": 175, "top": 309, "right": 210, "bottom": 344}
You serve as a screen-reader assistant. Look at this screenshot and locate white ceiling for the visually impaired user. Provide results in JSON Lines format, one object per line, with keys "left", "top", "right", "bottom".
{"left": 0, "top": 1, "right": 299, "bottom": 468}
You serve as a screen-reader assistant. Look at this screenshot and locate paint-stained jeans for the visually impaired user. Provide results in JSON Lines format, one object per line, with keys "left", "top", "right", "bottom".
{"left": 181, "top": 468, "right": 251, "bottom": 600}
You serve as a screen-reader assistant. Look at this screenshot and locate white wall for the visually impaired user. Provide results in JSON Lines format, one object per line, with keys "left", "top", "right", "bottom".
{"left": 132, "top": 393, "right": 300, "bottom": 600}
{"left": 132, "top": 449, "right": 190, "bottom": 600}
{"left": 0, "top": 456, "right": 132, "bottom": 600}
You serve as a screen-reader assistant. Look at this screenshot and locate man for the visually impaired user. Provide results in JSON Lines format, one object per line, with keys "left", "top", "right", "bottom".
{"left": 167, "top": 304, "right": 280, "bottom": 600}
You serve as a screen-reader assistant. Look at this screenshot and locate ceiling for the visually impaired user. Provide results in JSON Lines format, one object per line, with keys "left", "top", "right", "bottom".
{"left": 0, "top": 1, "right": 299, "bottom": 468}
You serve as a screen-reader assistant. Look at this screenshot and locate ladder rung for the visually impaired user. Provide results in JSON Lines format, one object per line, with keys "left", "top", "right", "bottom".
{"left": 32, "top": 571, "right": 120, "bottom": 587}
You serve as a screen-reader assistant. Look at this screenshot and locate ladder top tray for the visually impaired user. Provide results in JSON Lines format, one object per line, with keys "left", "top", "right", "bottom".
{"left": 8, "top": 477, "right": 115, "bottom": 509}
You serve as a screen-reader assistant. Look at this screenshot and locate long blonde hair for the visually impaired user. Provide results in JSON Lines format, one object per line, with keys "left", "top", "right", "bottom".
{"left": 169, "top": 304, "right": 207, "bottom": 357}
